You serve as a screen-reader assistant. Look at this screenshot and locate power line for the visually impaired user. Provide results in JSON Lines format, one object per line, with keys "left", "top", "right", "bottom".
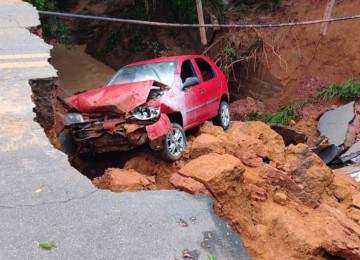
{"left": 38, "top": 10, "right": 360, "bottom": 29}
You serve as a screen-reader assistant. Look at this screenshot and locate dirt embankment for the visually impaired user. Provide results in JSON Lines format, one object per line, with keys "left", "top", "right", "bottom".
{"left": 229, "top": 0, "right": 360, "bottom": 108}
{"left": 93, "top": 121, "right": 360, "bottom": 259}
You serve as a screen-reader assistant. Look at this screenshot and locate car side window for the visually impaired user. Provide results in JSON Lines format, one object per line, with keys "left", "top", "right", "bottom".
{"left": 180, "top": 59, "right": 197, "bottom": 83}
{"left": 195, "top": 58, "right": 216, "bottom": 82}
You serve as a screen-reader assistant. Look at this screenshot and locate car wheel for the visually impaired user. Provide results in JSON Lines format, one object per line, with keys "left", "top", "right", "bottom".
{"left": 162, "top": 123, "right": 186, "bottom": 162}
{"left": 213, "top": 101, "right": 231, "bottom": 130}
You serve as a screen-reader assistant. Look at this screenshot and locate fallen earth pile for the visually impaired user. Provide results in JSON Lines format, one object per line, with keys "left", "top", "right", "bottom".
{"left": 94, "top": 121, "right": 360, "bottom": 259}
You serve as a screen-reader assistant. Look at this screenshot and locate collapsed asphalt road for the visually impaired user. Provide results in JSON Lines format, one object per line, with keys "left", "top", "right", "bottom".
{"left": 0, "top": 1, "right": 249, "bottom": 259}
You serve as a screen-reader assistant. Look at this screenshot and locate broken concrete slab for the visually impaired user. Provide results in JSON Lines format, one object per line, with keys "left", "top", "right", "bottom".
{"left": 318, "top": 102, "right": 356, "bottom": 146}
{"left": 340, "top": 141, "right": 360, "bottom": 163}
{"left": 270, "top": 124, "right": 308, "bottom": 146}
{"left": 317, "top": 145, "right": 341, "bottom": 164}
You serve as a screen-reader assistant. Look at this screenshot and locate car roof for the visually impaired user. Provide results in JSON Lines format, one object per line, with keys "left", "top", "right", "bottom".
{"left": 126, "top": 55, "right": 209, "bottom": 67}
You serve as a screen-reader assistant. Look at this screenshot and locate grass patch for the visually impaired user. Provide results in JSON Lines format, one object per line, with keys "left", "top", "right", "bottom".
{"left": 318, "top": 80, "right": 360, "bottom": 100}
{"left": 261, "top": 103, "right": 300, "bottom": 125}
{"left": 207, "top": 255, "right": 217, "bottom": 260}
{"left": 39, "top": 241, "right": 56, "bottom": 250}
{"left": 244, "top": 101, "right": 305, "bottom": 125}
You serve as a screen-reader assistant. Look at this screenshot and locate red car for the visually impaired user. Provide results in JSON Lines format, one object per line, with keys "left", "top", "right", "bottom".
{"left": 63, "top": 55, "right": 230, "bottom": 161}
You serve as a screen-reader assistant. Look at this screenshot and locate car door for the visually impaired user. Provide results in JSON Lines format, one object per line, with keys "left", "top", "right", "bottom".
{"left": 180, "top": 59, "right": 208, "bottom": 129}
{"left": 194, "top": 57, "right": 221, "bottom": 119}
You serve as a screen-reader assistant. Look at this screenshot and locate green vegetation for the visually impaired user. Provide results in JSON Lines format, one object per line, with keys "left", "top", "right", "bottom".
{"left": 218, "top": 46, "right": 239, "bottom": 79}
{"left": 27, "top": 0, "right": 74, "bottom": 44}
{"left": 207, "top": 255, "right": 217, "bottom": 260}
{"left": 261, "top": 103, "right": 301, "bottom": 125}
{"left": 28, "top": 0, "right": 46, "bottom": 10}
{"left": 226, "top": 0, "right": 282, "bottom": 20}
{"left": 170, "top": 0, "right": 225, "bottom": 23}
{"left": 43, "top": 16, "right": 73, "bottom": 45}
{"left": 250, "top": 79, "right": 360, "bottom": 126}
{"left": 206, "top": 34, "right": 264, "bottom": 81}
{"left": 39, "top": 241, "right": 56, "bottom": 250}
{"left": 170, "top": 0, "right": 197, "bottom": 23}
{"left": 245, "top": 101, "right": 304, "bottom": 125}
{"left": 318, "top": 80, "right": 360, "bottom": 100}
{"left": 231, "top": 0, "right": 281, "bottom": 11}
{"left": 243, "top": 111, "right": 262, "bottom": 122}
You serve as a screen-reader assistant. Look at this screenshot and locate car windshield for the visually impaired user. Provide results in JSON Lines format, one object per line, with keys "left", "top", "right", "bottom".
{"left": 106, "top": 61, "right": 177, "bottom": 87}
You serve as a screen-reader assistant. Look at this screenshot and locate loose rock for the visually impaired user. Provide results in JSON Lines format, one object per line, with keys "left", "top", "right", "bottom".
{"left": 170, "top": 173, "right": 210, "bottom": 195}
{"left": 178, "top": 153, "right": 245, "bottom": 200}
{"left": 273, "top": 192, "right": 287, "bottom": 205}
{"left": 93, "top": 168, "right": 154, "bottom": 192}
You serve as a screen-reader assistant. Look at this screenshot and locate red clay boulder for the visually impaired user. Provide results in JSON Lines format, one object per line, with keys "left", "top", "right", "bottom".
{"left": 227, "top": 121, "right": 286, "bottom": 166}
{"left": 93, "top": 168, "right": 154, "bottom": 192}
{"left": 282, "top": 143, "right": 333, "bottom": 201}
{"left": 178, "top": 153, "right": 245, "bottom": 200}
{"left": 189, "top": 133, "right": 226, "bottom": 158}
{"left": 170, "top": 173, "right": 210, "bottom": 195}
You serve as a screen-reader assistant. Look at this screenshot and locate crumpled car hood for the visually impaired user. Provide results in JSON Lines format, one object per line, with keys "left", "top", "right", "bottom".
{"left": 65, "top": 80, "right": 158, "bottom": 114}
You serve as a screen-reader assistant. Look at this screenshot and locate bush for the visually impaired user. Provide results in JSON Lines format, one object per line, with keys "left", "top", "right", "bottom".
{"left": 318, "top": 80, "right": 360, "bottom": 100}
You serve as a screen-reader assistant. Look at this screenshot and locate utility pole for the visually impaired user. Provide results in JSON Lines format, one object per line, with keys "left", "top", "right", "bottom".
{"left": 321, "top": 0, "right": 336, "bottom": 35}
{"left": 196, "top": 0, "right": 207, "bottom": 45}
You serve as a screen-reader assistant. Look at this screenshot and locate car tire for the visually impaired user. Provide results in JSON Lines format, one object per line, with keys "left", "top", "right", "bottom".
{"left": 213, "top": 101, "right": 231, "bottom": 130}
{"left": 162, "top": 123, "right": 186, "bottom": 162}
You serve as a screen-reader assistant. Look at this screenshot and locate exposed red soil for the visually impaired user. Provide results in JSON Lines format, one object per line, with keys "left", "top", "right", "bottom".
{"left": 258, "top": 0, "right": 360, "bottom": 110}
{"left": 93, "top": 121, "right": 360, "bottom": 259}
{"left": 296, "top": 76, "right": 329, "bottom": 100}
{"left": 229, "top": 97, "right": 265, "bottom": 121}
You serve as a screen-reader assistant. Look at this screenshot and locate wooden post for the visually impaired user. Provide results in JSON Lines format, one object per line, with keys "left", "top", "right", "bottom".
{"left": 321, "top": 0, "right": 336, "bottom": 35}
{"left": 196, "top": 0, "right": 207, "bottom": 45}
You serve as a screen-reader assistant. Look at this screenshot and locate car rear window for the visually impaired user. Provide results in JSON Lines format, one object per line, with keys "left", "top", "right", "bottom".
{"left": 107, "top": 61, "right": 177, "bottom": 87}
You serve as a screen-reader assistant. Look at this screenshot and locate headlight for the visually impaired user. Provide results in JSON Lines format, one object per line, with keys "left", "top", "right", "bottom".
{"left": 131, "top": 106, "right": 160, "bottom": 120}
{"left": 64, "top": 113, "right": 84, "bottom": 126}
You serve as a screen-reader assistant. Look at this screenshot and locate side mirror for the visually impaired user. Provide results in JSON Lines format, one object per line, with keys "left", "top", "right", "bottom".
{"left": 182, "top": 77, "right": 199, "bottom": 90}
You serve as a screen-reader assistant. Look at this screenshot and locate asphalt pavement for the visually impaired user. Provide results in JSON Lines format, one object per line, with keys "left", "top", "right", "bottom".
{"left": 0, "top": 1, "right": 249, "bottom": 259}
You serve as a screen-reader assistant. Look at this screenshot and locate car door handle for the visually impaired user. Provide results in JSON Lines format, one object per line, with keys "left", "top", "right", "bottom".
{"left": 199, "top": 88, "right": 205, "bottom": 94}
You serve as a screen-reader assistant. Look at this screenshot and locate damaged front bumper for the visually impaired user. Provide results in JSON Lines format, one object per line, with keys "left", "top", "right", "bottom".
{"left": 67, "top": 113, "right": 172, "bottom": 154}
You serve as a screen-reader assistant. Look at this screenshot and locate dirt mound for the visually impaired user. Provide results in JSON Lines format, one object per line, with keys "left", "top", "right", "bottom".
{"left": 94, "top": 121, "right": 360, "bottom": 259}
{"left": 93, "top": 168, "right": 155, "bottom": 192}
